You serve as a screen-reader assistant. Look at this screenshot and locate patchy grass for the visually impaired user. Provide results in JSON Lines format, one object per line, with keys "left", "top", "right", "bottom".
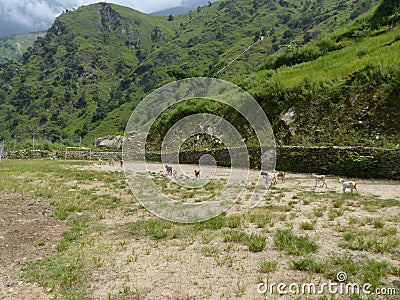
{"left": 0, "top": 160, "right": 399, "bottom": 299}
{"left": 340, "top": 228, "right": 400, "bottom": 253}
{"left": 292, "top": 253, "right": 395, "bottom": 290}
{"left": 223, "top": 230, "right": 267, "bottom": 252}
{"left": 274, "top": 229, "right": 318, "bottom": 255}
{"left": 259, "top": 260, "right": 279, "bottom": 273}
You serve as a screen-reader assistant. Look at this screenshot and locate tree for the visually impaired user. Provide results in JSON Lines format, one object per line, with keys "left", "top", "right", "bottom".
{"left": 282, "top": 29, "right": 294, "bottom": 40}
{"left": 370, "top": 0, "right": 400, "bottom": 28}
{"left": 261, "top": 27, "right": 267, "bottom": 37}
{"left": 168, "top": 14, "right": 174, "bottom": 21}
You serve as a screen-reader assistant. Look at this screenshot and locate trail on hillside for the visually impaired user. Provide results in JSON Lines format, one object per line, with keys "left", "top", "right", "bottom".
{"left": 15, "top": 42, "right": 23, "bottom": 55}
{"left": 214, "top": 37, "right": 264, "bottom": 77}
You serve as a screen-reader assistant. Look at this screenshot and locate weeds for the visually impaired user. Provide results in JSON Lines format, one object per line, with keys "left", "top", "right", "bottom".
{"left": 340, "top": 228, "right": 400, "bottom": 253}
{"left": 259, "top": 260, "right": 278, "bottom": 273}
{"left": 274, "top": 229, "right": 318, "bottom": 255}
{"left": 300, "top": 220, "right": 317, "bottom": 230}
{"left": 223, "top": 230, "right": 267, "bottom": 252}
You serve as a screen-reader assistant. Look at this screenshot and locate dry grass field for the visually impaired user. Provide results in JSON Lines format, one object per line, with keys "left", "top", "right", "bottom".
{"left": 0, "top": 159, "right": 399, "bottom": 299}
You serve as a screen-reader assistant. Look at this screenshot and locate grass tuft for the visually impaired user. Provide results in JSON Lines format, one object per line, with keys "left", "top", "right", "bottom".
{"left": 274, "top": 229, "right": 318, "bottom": 255}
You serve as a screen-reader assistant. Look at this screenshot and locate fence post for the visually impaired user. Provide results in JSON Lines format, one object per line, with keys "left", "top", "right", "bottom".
{"left": 0, "top": 139, "right": 4, "bottom": 163}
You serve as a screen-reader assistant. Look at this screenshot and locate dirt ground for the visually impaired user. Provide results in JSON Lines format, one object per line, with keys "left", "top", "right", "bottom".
{"left": 0, "top": 193, "right": 68, "bottom": 300}
{"left": 92, "top": 162, "right": 400, "bottom": 200}
{"left": 1, "top": 163, "right": 399, "bottom": 299}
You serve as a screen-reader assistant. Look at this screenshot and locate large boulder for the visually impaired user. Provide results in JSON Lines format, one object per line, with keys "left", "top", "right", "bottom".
{"left": 94, "top": 135, "right": 124, "bottom": 149}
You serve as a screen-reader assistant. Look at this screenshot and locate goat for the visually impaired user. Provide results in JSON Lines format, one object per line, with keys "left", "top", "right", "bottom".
{"left": 194, "top": 169, "right": 201, "bottom": 179}
{"left": 261, "top": 171, "right": 277, "bottom": 185}
{"left": 339, "top": 178, "right": 357, "bottom": 193}
{"left": 311, "top": 173, "right": 327, "bottom": 188}
{"left": 165, "top": 165, "right": 173, "bottom": 176}
{"left": 109, "top": 159, "right": 115, "bottom": 167}
{"left": 98, "top": 158, "right": 103, "bottom": 165}
{"left": 172, "top": 170, "right": 177, "bottom": 178}
{"left": 274, "top": 171, "right": 286, "bottom": 184}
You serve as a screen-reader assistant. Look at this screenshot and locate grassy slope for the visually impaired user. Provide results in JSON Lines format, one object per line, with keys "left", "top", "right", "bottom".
{"left": 246, "top": 27, "right": 399, "bottom": 88}
{"left": 0, "top": 32, "right": 46, "bottom": 63}
{"left": 92, "top": 0, "right": 382, "bottom": 143}
{"left": 1, "top": 0, "right": 394, "bottom": 148}
{"left": 237, "top": 16, "right": 400, "bottom": 147}
{"left": 0, "top": 3, "right": 177, "bottom": 145}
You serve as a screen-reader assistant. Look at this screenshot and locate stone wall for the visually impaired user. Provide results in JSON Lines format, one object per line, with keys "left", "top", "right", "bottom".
{"left": 2, "top": 150, "right": 121, "bottom": 161}
{"left": 276, "top": 146, "right": 400, "bottom": 180}
{"left": 148, "top": 146, "right": 400, "bottom": 179}
{"left": 2, "top": 146, "right": 399, "bottom": 179}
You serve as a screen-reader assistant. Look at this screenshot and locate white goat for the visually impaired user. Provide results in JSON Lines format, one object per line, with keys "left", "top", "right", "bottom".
{"left": 339, "top": 178, "right": 357, "bottom": 193}
{"left": 311, "top": 173, "right": 328, "bottom": 188}
{"left": 261, "top": 171, "right": 278, "bottom": 185}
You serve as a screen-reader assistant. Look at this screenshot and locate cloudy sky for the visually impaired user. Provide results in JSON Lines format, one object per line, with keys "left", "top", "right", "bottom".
{"left": 0, "top": 0, "right": 213, "bottom": 36}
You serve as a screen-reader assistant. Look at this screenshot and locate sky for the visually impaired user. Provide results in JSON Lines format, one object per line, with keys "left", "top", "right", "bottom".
{"left": 0, "top": 0, "right": 213, "bottom": 37}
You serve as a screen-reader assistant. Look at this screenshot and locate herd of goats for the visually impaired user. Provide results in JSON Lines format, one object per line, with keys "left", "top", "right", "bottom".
{"left": 163, "top": 164, "right": 358, "bottom": 193}
{"left": 260, "top": 171, "right": 357, "bottom": 193}
{"left": 97, "top": 159, "right": 357, "bottom": 193}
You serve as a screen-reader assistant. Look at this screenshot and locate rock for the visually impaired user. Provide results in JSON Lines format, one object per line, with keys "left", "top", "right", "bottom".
{"left": 94, "top": 135, "right": 125, "bottom": 149}
{"left": 281, "top": 106, "right": 296, "bottom": 126}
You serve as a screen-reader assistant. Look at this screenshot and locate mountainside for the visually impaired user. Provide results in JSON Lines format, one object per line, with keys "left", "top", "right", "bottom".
{"left": 238, "top": 0, "right": 400, "bottom": 147}
{"left": 151, "top": 0, "right": 219, "bottom": 16}
{"left": 0, "top": 32, "right": 46, "bottom": 63}
{"left": 0, "top": 0, "right": 398, "bottom": 149}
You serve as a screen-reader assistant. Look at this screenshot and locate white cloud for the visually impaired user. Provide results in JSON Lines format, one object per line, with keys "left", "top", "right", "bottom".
{"left": 110, "top": 0, "right": 183, "bottom": 13}
{"left": 0, "top": 1, "right": 61, "bottom": 29}
{"left": 0, "top": 0, "right": 183, "bottom": 33}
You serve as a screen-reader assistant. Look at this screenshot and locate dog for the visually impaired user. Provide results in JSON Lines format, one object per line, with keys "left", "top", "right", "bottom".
{"left": 194, "top": 169, "right": 200, "bottom": 179}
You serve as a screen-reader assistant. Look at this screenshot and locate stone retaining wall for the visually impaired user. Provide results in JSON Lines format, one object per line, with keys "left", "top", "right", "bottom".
{"left": 276, "top": 146, "right": 400, "bottom": 180}
{"left": 2, "top": 150, "right": 121, "bottom": 161}
{"left": 2, "top": 146, "right": 399, "bottom": 179}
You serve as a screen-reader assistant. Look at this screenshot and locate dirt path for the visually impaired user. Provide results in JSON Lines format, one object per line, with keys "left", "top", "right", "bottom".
{"left": 0, "top": 193, "right": 68, "bottom": 300}
{"left": 15, "top": 42, "right": 23, "bottom": 55}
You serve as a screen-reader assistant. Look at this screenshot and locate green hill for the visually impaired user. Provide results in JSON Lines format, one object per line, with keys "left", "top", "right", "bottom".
{"left": 0, "top": 0, "right": 398, "bottom": 149}
{"left": 238, "top": 19, "right": 400, "bottom": 147}
{"left": 0, "top": 32, "right": 46, "bottom": 63}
